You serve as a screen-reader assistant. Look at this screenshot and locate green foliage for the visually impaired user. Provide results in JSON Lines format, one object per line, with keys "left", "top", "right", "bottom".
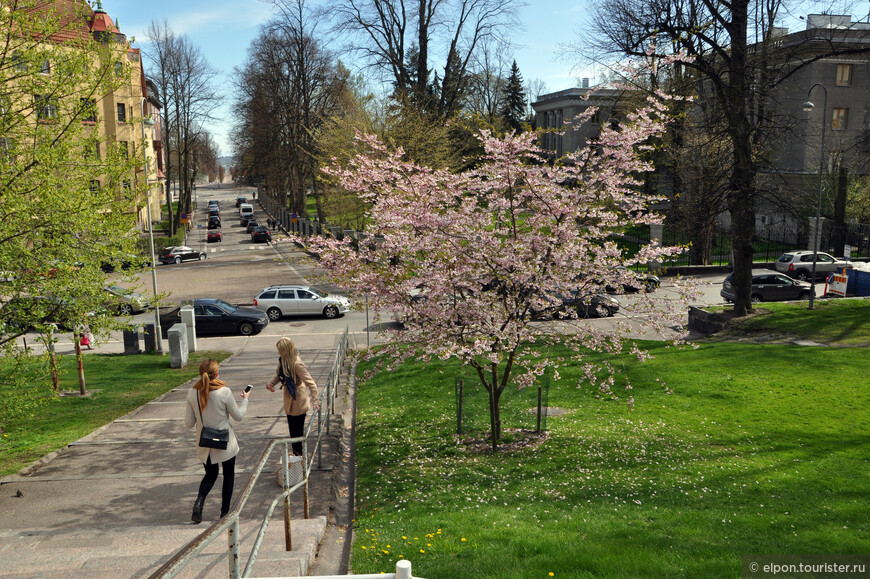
{"left": 351, "top": 302, "right": 870, "bottom": 577}
{"left": 846, "top": 176, "right": 870, "bottom": 223}
{"left": 0, "top": 350, "right": 231, "bottom": 476}
{"left": 1, "top": 1, "right": 146, "bottom": 348}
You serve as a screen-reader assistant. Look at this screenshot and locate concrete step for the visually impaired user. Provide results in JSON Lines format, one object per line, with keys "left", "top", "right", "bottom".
{"left": 0, "top": 516, "right": 326, "bottom": 578}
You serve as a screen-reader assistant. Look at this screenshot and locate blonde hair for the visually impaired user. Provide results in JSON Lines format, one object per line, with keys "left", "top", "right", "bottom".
{"left": 193, "top": 358, "right": 226, "bottom": 409}
{"left": 276, "top": 337, "right": 298, "bottom": 378}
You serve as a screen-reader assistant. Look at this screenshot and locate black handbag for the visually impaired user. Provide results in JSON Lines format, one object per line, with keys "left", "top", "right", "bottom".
{"left": 197, "top": 394, "right": 229, "bottom": 450}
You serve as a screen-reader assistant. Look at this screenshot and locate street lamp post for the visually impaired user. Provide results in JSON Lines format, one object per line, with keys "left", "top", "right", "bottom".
{"left": 801, "top": 84, "right": 827, "bottom": 310}
{"left": 142, "top": 97, "right": 164, "bottom": 353}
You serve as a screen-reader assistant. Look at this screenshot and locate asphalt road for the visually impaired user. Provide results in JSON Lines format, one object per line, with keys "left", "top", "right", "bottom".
{"left": 11, "top": 182, "right": 834, "bottom": 352}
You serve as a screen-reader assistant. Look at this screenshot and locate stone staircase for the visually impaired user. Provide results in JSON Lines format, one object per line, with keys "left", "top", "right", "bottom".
{"left": 0, "top": 516, "right": 326, "bottom": 578}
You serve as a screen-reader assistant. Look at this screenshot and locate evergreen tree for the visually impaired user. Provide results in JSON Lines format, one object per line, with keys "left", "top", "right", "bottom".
{"left": 500, "top": 60, "right": 527, "bottom": 132}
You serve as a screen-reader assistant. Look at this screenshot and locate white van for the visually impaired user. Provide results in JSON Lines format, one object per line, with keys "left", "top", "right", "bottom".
{"left": 239, "top": 203, "right": 254, "bottom": 224}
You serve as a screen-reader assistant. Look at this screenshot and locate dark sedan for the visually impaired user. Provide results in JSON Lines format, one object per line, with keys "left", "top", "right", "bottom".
{"left": 251, "top": 226, "right": 271, "bottom": 243}
{"left": 0, "top": 296, "right": 78, "bottom": 331}
{"left": 159, "top": 299, "right": 269, "bottom": 337}
{"left": 721, "top": 269, "right": 812, "bottom": 303}
{"left": 158, "top": 246, "right": 207, "bottom": 265}
{"left": 532, "top": 292, "right": 620, "bottom": 320}
{"left": 245, "top": 219, "right": 261, "bottom": 234}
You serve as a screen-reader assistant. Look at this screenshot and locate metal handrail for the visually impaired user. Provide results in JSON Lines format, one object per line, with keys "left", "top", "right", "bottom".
{"left": 150, "top": 326, "right": 350, "bottom": 579}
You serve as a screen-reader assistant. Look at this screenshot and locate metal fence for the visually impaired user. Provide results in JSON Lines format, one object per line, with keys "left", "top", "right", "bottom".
{"left": 455, "top": 371, "right": 550, "bottom": 437}
{"left": 615, "top": 219, "right": 870, "bottom": 269}
{"left": 150, "top": 327, "right": 350, "bottom": 579}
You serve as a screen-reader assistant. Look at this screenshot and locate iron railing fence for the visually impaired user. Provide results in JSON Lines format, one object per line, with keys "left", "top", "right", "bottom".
{"left": 150, "top": 327, "right": 350, "bottom": 579}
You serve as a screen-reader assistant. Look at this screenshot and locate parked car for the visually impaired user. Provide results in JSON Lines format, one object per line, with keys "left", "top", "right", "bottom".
{"left": 245, "top": 219, "right": 260, "bottom": 234}
{"left": 604, "top": 267, "right": 661, "bottom": 294}
{"left": 208, "top": 207, "right": 220, "bottom": 218}
{"left": 159, "top": 298, "right": 269, "bottom": 337}
{"left": 775, "top": 250, "right": 850, "bottom": 281}
{"left": 100, "top": 253, "right": 147, "bottom": 273}
{"left": 253, "top": 285, "right": 351, "bottom": 320}
{"left": 207, "top": 216, "right": 221, "bottom": 229}
{"left": 532, "top": 292, "right": 620, "bottom": 320}
{"left": 235, "top": 196, "right": 247, "bottom": 207}
{"left": 207, "top": 230, "right": 222, "bottom": 243}
{"left": 104, "top": 285, "right": 148, "bottom": 315}
{"left": 0, "top": 296, "right": 77, "bottom": 331}
{"left": 208, "top": 199, "right": 220, "bottom": 208}
{"left": 158, "top": 246, "right": 207, "bottom": 265}
{"left": 239, "top": 203, "right": 254, "bottom": 225}
{"left": 251, "top": 226, "right": 271, "bottom": 243}
{"left": 721, "top": 269, "right": 812, "bottom": 303}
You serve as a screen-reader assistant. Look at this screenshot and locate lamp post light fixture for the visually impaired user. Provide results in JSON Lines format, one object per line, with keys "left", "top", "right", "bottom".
{"left": 801, "top": 83, "right": 827, "bottom": 310}
{"left": 142, "top": 97, "right": 164, "bottom": 353}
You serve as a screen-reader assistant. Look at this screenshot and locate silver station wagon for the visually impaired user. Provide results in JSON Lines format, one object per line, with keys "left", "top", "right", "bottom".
{"left": 253, "top": 285, "right": 351, "bottom": 320}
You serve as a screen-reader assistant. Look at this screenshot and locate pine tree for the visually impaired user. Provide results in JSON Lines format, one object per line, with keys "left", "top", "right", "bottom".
{"left": 500, "top": 61, "right": 527, "bottom": 132}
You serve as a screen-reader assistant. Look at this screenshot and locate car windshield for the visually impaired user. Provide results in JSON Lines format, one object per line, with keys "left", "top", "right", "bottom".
{"left": 213, "top": 299, "right": 237, "bottom": 312}
{"left": 106, "top": 285, "right": 130, "bottom": 295}
{"left": 778, "top": 254, "right": 794, "bottom": 262}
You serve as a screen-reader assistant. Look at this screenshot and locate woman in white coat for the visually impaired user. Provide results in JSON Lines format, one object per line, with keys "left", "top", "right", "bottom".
{"left": 185, "top": 358, "right": 249, "bottom": 523}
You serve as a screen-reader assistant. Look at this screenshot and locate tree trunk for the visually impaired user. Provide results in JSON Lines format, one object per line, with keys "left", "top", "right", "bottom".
{"left": 727, "top": 0, "right": 755, "bottom": 317}
{"left": 74, "top": 334, "right": 86, "bottom": 395}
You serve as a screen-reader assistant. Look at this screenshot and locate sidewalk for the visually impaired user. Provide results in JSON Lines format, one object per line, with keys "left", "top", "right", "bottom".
{"left": 0, "top": 330, "right": 355, "bottom": 578}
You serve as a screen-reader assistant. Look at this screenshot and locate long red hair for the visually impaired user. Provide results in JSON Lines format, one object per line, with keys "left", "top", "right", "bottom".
{"left": 192, "top": 359, "right": 226, "bottom": 409}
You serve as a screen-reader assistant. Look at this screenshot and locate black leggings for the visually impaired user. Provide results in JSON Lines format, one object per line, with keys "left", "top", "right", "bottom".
{"left": 287, "top": 414, "right": 305, "bottom": 456}
{"left": 197, "top": 455, "right": 236, "bottom": 517}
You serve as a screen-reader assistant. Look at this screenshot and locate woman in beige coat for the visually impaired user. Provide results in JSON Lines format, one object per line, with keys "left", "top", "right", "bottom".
{"left": 265, "top": 337, "right": 319, "bottom": 456}
{"left": 185, "top": 358, "right": 249, "bottom": 523}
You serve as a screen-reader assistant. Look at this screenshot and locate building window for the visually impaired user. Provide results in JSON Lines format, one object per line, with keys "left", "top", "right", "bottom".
{"left": 12, "top": 51, "right": 26, "bottom": 72}
{"left": 39, "top": 59, "right": 50, "bottom": 75}
{"left": 85, "top": 140, "right": 100, "bottom": 160}
{"left": 832, "top": 108, "right": 847, "bottom": 130}
{"left": 34, "top": 94, "right": 58, "bottom": 121}
{"left": 80, "top": 98, "right": 97, "bottom": 122}
{"left": 117, "top": 103, "right": 126, "bottom": 123}
{"left": 114, "top": 61, "right": 123, "bottom": 77}
{"left": 119, "top": 141, "right": 128, "bottom": 159}
{"left": 836, "top": 64, "right": 853, "bottom": 86}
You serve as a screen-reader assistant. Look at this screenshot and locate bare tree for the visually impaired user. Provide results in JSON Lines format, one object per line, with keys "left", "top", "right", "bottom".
{"left": 144, "top": 21, "right": 220, "bottom": 232}
{"left": 582, "top": 0, "right": 870, "bottom": 315}
{"left": 331, "top": 0, "right": 521, "bottom": 118}
{"left": 463, "top": 36, "right": 511, "bottom": 124}
{"left": 233, "top": 0, "right": 345, "bottom": 215}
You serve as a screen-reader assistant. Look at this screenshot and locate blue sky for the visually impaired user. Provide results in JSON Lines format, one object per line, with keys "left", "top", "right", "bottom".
{"left": 105, "top": 0, "right": 592, "bottom": 155}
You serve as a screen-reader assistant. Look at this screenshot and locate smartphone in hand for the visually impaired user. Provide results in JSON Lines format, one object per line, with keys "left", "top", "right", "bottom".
{"left": 244, "top": 384, "right": 253, "bottom": 392}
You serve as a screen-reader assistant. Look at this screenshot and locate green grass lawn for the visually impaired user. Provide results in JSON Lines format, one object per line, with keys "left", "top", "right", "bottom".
{"left": 351, "top": 303, "right": 870, "bottom": 578}
{"left": 0, "top": 351, "right": 230, "bottom": 477}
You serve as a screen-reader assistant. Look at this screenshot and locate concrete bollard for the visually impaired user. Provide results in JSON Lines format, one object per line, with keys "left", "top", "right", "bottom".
{"left": 143, "top": 323, "right": 156, "bottom": 353}
{"left": 122, "top": 329, "right": 141, "bottom": 355}
{"left": 180, "top": 305, "right": 197, "bottom": 352}
{"left": 167, "top": 324, "right": 189, "bottom": 368}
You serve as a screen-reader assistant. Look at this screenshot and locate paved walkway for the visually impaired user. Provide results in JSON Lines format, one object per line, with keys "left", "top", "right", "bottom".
{"left": 0, "top": 330, "right": 356, "bottom": 578}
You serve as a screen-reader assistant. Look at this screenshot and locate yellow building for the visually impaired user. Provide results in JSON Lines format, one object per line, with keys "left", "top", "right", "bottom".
{"left": 2, "top": 0, "right": 162, "bottom": 232}
{"left": 85, "top": 0, "right": 163, "bottom": 228}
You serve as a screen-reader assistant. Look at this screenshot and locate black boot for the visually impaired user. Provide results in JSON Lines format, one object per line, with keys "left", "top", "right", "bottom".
{"left": 191, "top": 497, "right": 205, "bottom": 524}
